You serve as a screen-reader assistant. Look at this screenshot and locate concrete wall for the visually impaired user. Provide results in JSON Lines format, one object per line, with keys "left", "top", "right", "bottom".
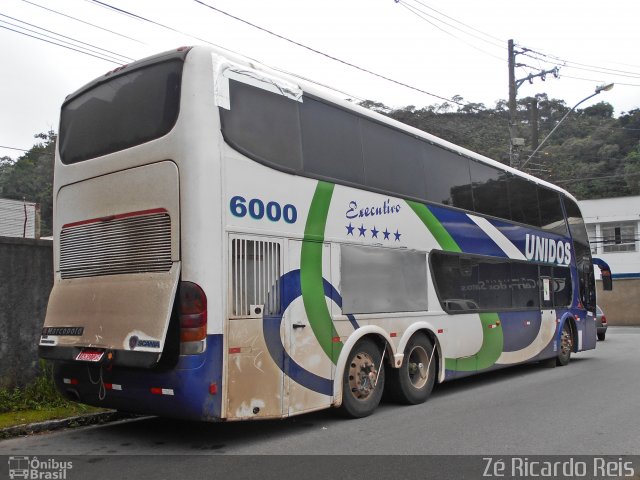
{"left": 596, "top": 278, "right": 640, "bottom": 326}
{"left": 0, "top": 236, "right": 52, "bottom": 388}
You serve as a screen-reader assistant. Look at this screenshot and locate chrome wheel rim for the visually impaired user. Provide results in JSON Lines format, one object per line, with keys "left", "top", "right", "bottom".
{"left": 561, "top": 327, "right": 573, "bottom": 356}
{"left": 407, "top": 345, "right": 429, "bottom": 389}
{"left": 348, "top": 352, "right": 378, "bottom": 400}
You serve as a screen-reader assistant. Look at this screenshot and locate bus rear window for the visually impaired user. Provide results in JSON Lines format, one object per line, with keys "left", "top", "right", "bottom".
{"left": 59, "top": 60, "right": 183, "bottom": 164}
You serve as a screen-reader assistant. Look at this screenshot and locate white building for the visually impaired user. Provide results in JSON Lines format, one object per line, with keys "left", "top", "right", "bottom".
{"left": 580, "top": 195, "right": 640, "bottom": 278}
{"left": 0, "top": 197, "right": 39, "bottom": 238}
{"left": 579, "top": 195, "right": 640, "bottom": 325}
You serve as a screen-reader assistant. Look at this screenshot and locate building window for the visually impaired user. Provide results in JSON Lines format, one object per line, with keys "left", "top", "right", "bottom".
{"left": 586, "top": 224, "right": 597, "bottom": 254}
{"left": 601, "top": 222, "right": 637, "bottom": 253}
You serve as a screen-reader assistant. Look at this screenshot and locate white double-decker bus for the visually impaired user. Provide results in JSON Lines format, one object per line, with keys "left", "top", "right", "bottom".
{"left": 39, "top": 46, "right": 611, "bottom": 420}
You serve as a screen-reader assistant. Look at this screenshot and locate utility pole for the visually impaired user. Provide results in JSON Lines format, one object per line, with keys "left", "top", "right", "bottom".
{"left": 507, "top": 39, "right": 519, "bottom": 168}
{"left": 507, "top": 40, "right": 560, "bottom": 169}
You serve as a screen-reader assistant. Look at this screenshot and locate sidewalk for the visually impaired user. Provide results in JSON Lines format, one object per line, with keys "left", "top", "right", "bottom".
{"left": 0, "top": 411, "right": 136, "bottom": 440}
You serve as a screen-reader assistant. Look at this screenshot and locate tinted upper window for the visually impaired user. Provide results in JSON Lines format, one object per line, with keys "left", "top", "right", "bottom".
{"left": 469, "top": 161, "right": 510, "bottom": 219}
{"left": 221, "top": 80, "right": 302, "bottom": 172}
{"left": 362, "top": 120, "right": 426, "bottom": 199}
{"left": 299, "top": 98, "right": 363, "bottom": 183}
{"left": 508, "top": 176, "right": 540, "bottom": 226}
{"left": 423, "top": 144, "right": 473, "bottom": 210}
{"left": 60, "top": 60, "right": 183, "bottom": 164}
{"left": 219, "top": 80, "right": 570, "bottom": 232}
{"left": 538, "top": 187, "right": 566, "bottom": 235}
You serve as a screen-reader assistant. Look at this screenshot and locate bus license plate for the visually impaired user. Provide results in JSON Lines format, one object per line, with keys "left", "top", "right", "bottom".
{"left": 76, "top": 348, "right": 105, "bottom": 362}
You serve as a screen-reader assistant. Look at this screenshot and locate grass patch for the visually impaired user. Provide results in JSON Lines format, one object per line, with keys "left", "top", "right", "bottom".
{"left": 0, "top": 404, "right": 105, "bottom": 430}
{"left": 0, "top": 361, "right": 106, "bottom": 430}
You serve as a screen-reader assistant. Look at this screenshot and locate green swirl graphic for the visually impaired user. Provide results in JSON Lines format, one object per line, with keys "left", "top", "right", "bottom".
{"left": 300, "top": 181, "right": 342, "bottom": 364}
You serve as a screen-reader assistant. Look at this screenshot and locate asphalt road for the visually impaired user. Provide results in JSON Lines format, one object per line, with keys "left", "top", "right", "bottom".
{"left": 2, "top": 327, "right": 639, "bottom": 478}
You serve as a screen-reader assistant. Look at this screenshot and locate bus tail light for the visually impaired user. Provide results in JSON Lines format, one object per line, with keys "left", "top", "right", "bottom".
{"left": 178, "top": 282, "right": 207, "bottom": 355}
{"left": 180, "top": 325, "right": 207, "bottom": 342}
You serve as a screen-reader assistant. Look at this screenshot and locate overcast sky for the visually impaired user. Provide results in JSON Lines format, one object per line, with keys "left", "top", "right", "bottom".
{"left": 1, "top": 0, "right": 639, "bottom": 160}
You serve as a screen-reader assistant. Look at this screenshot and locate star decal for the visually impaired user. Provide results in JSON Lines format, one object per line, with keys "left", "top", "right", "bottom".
{"left": 394, "top": 229, "right": 402, "bottom": 241}
{"left": 371, "top": 226, "right": 379, "bottom": 238}
{"left": 383, "top": 228, "right": 390, "bottom": 240}
{"left": 358, "top": 224, "right": 367, "bottom": 237}
{"left": 346, "top": 223, "right": 354, "bottom": 235}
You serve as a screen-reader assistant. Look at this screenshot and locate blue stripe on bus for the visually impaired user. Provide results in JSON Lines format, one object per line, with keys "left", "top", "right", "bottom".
{"left": 54, "top": 334, "right": 224, "bottom": 421}
{"left": 427, "top": 204, "right": 508, "bottom": 257}
{"left": 498, "top": 310, "right": 542, "bottom": 352}
{"left": 263, "top": 269, "right": 359, "bottom": 396}
{"left": 488, "top": 217, "right": 570, "bottom": 257}
{"left": 263, "top": 315, "right": 333, "bottom": 395}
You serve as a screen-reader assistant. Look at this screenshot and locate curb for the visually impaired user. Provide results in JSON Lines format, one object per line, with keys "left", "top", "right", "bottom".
{"left": 0, "top": 411, "right": 137, "bottom": 439}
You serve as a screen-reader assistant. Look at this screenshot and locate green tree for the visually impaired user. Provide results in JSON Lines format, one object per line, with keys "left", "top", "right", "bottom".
{"left": 0, "top": 156, "right": 15, "bottom": 196}
{"left": 624, "top": 147, "right": 640, "bottom": 195}
{"left": 582, "top": 101, "right": 614, "bottom": 118}
{"left": 2, "top": 131, "right": 55, "bottom": 236}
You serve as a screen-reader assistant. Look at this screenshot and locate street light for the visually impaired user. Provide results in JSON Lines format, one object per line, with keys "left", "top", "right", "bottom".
{"left": 521, "top": 83, "right": 614, "bottom": 169}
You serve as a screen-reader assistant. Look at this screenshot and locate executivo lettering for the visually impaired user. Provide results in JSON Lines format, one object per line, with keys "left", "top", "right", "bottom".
{"left": 524, "top": 234, "right": 571, "bottom": 265}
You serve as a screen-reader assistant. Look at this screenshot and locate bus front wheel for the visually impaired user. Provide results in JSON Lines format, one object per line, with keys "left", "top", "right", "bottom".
{"left": 387, "top": 333, "right": 436, "bottom": 405}
{"left": 557, "top": 321, "right": 573, "bottom": 366}
{"left": 339, "top": 338, "right": 385, "bottom": 418}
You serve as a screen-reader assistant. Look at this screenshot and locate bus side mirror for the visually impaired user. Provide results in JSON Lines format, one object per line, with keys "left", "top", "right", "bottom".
{"left": 592, "top": 257, "right": 613, "bottom": 291}
{"left": 601, "top": 270, "right": 613, "bottom": 291}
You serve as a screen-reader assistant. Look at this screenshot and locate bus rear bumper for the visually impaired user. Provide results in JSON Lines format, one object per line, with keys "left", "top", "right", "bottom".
{"left": 52, "top": 335, "right": 224, "bottom": 422}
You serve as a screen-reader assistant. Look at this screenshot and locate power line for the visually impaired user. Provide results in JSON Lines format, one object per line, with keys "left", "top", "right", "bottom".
{"left": 191, "top": 0, "right": 470, "bottom": 106}
{"left": 560, "top": 74, "right": 640, "bottom": 88}
{"left": 21, "top": 0, "right": 146, "bottom": 44}
{"left": 520, "top": 46, "right": 640, "bottom": 78}
{"left": 397, "top": 2, "right": 505, "bottom": 63}
{"left": 402, "top": 0, "right": 505, "bottom": 45}
{"left": 0, "top": 145, "right": 53, "bottom": 156}
{"left": 520, "top": 50, "right": 640, "bottom": 81}
{"left": 86, "top": 0, "right": 222, "bottom": 48}
{"left": 398, "top": 0, "right": 504, "bottom": 50}
{"left": 83, "top": 0, "right": 481, "bottom": 107}
{"left": 0, "top": 12, "right": 132, "bottom": 63}
{"left": 84, "top": 0, "right": 367, "bottom": 104}
{"left": 0, "top": 23, "right": 120, "bottom": 64}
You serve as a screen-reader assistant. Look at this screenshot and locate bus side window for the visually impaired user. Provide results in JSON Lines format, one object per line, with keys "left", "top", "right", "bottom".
{"left": 539, "top": 265, "right": 553, "bottom": 309}
{"left": 581, "top": 261, "right": 596, "bottom": 311}
{"left": 552, "top": 266, "right": 572, "bottom": 307}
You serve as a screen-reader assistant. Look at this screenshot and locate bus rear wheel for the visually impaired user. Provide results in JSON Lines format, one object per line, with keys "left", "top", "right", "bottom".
{"left": 387, "top": 333, "right": 436, "bottom": 405}
{"left": 339, "top": 338, "right": 385, "bottom": 418}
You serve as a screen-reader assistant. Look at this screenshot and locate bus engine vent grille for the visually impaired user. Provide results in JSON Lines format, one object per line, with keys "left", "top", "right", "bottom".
{"left": 59, "top": 211, "right": 172, "bottom": 279}
{"left": 231, "top": 238, "right": 281, "bottom": 317}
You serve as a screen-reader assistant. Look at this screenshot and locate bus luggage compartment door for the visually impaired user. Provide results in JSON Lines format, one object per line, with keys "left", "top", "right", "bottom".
{"left": 39, "top": 161, "right": 181, "bottom": 368}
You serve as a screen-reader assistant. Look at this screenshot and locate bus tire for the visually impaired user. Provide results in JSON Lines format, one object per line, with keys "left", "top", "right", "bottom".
{"left": 387, "top": 333, "right": 436, "bottom": 405}
{"left": 557, "top": 321, "right": 573, "bottom": 366}
{"left": 339, "top": 338, "right": 385, "bottom": 418}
